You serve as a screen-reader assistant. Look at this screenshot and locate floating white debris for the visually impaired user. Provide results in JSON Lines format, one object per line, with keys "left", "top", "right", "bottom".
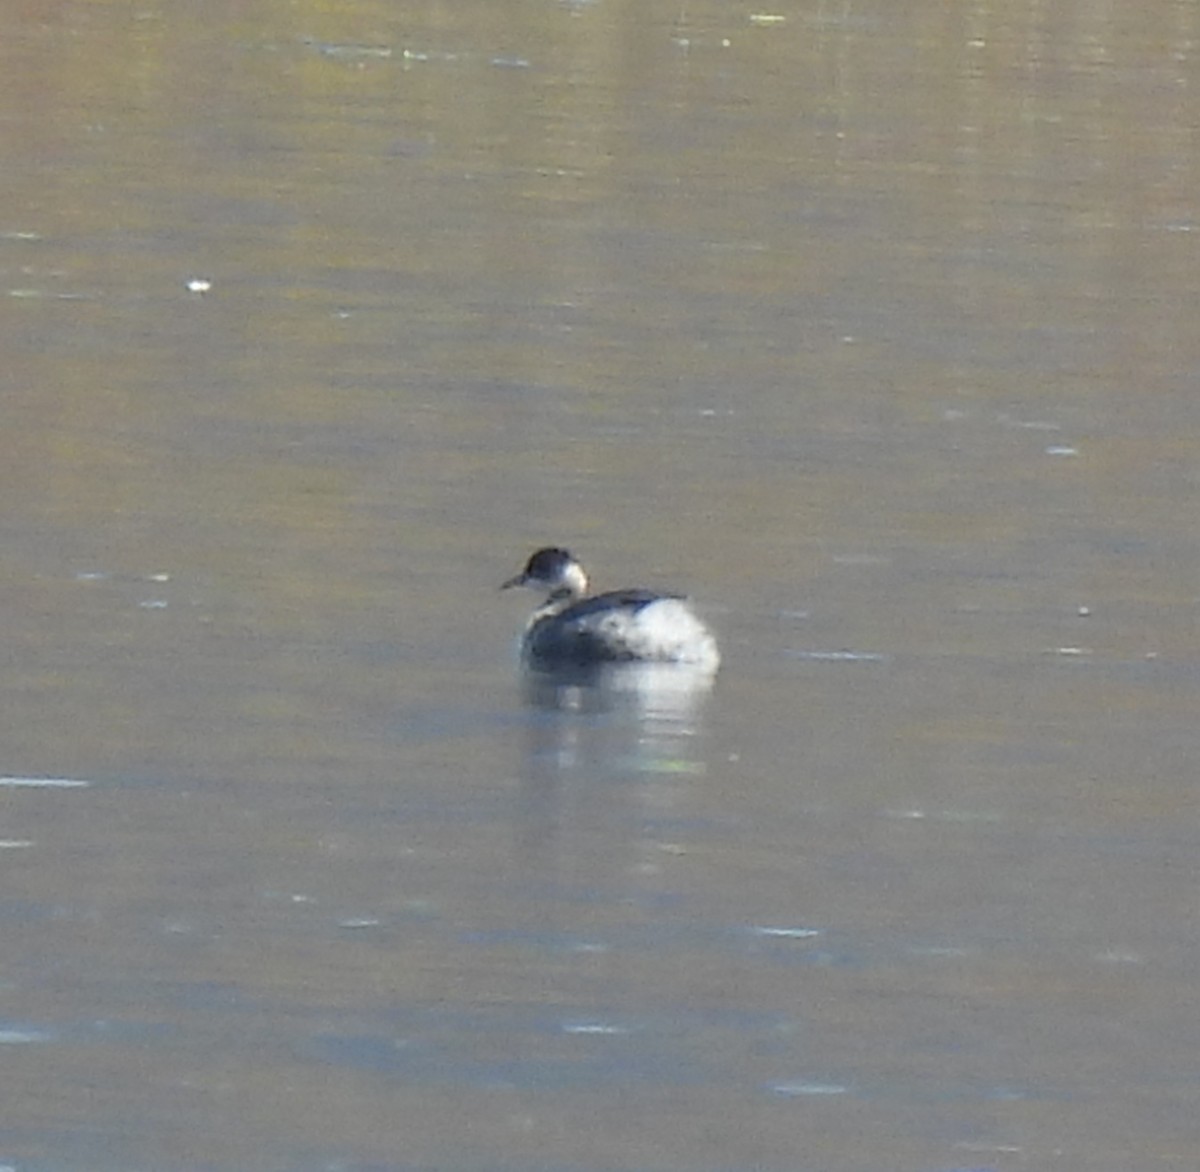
{"left": 75, "top": 570, "right": 110, "bottom": 581}
{"left": 0, "top": 840, "right": 33, "bottom": 849}
{"left": 146, "top": 572, "right": 171, "bottom": 582}
{"left": 0, "top": 1028, "right": 50, "bottom": 1044}
{"left": 1045, "top": 445, "right": 1079, "bottom": 456}
{"left": 1077, "top": 605, "right": 1091, "bottom": 617}
{"left": 998, "top": 414, "right": 1060, "bottom": 431}
{"left": 787, "top": 650, "right": 888, "bottom": 662}
{"left": 883, "top": 808, "right": 1001, "bottom": 823}
{"left": 314, "top": 42, "right": 392, "bottom": 59}
{"left": 0, "top": 777, "right": 90, "bottom": 788}
{"left": 185, "top": 277, "right": 212, "bottom": 293}
{"left": 561, "top": 1022, "right": 632, "bottom": 1035}
{"left": 1047, "top": 646, "right": 1091, "bottom": 657}
{"left": 10, "top": 288, "right": 88, "bottom": 300}
{"left": 1096, "top": 950, "right": 1142, "bottom": 964}
{"left": 750, "top": 13, "right": 787, "bottom": 24}
{"left": 752, "top": 926, "right": 821, "bottom": 940}
{"left": 337, "top": 917, "right": 381, "bottom": 929}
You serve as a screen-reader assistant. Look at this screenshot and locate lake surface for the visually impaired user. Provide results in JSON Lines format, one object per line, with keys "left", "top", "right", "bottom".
{"left": 2, "top": 2, "right": 1199, "bottom": 1170}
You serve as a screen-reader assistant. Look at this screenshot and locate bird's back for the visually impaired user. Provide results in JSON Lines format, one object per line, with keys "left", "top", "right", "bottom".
{"left": 524, "top": 589, "right": 717, "bottom": 667}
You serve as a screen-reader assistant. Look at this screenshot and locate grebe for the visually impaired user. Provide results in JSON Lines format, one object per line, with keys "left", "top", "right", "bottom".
{"left": 501, "top": 547, "right": 720, "bottom": 670}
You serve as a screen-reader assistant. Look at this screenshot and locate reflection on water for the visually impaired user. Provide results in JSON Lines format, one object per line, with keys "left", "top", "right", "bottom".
{"left": 519, "top": 660, "right": 714, "bottom": 776}
{"left": 512, "top": 661, "right": 716, "bottom": 897}
{"left": 5, "top": 0, "right": 1200, "bottom": 1167}
{"left": 521, "top": 660, "right": 715, "bottom": 721}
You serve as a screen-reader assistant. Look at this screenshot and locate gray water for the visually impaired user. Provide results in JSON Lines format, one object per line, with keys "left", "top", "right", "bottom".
{"left": 2, "top": 2, "right": 1199, "bottom": 1170}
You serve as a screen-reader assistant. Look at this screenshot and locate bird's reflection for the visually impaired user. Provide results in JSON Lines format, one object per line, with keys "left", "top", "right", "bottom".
{"left": 521, "top": 660, "right": 715, "bottom": 727}
{"left": 514, "top": 660, "right": 716, "bottom": 863}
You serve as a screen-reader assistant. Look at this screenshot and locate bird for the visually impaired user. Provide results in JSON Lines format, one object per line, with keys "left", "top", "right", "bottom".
{"left": 501, "top": 547, "right": 719, "bottom": 670}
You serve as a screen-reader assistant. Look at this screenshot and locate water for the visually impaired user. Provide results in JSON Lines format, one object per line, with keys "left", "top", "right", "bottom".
{"left": 2, "top": 1, "right": 1199, "bottom": 1169}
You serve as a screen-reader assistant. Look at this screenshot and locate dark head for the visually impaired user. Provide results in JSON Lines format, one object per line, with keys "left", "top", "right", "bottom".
{"left": 501, "top": 547, "right": 589, "bottom": 597}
